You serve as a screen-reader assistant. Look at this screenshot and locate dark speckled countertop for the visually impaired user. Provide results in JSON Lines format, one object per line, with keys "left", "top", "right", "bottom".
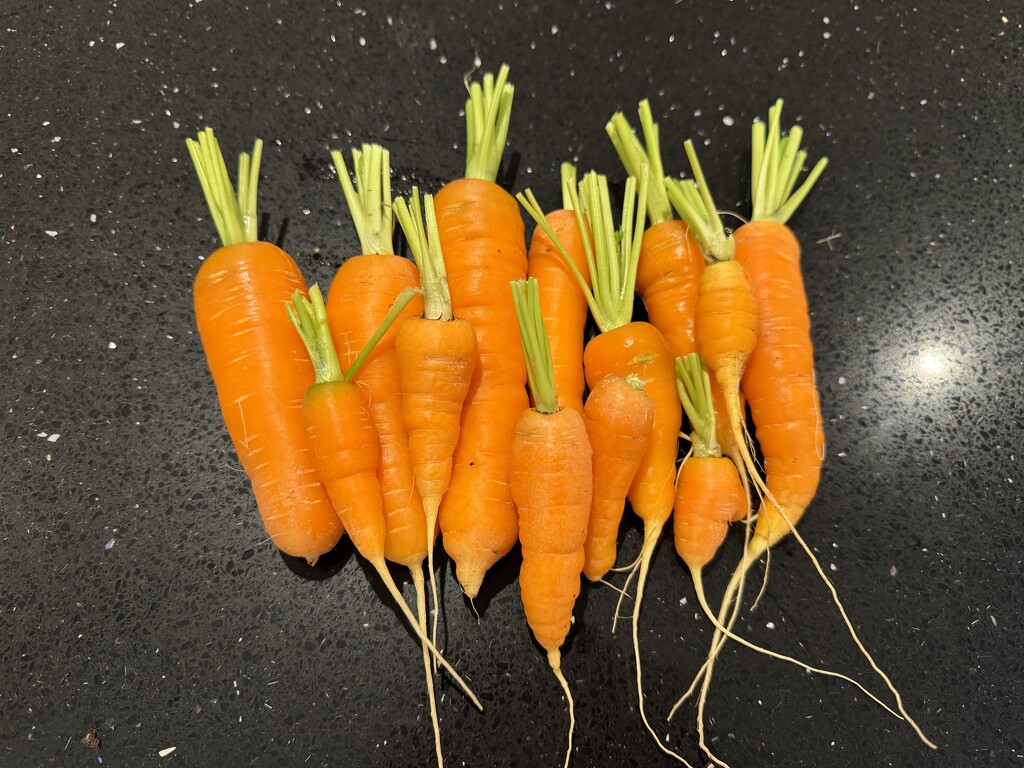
{"left": 3, "top": 1, "right": 1021, "bottom": 766}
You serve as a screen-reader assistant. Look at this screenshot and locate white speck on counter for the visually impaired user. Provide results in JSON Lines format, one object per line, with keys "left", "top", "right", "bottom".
{"left": 890, "top": 565, "right": 897, "bottom": 576}
{"left": 766, "top": 621, "right": 775, "bottom": 630}
{"left": 105, "top": 539, "right": 115, "bottom": 551}
{"left": 108, "top": 342, "right": 117, "bottom": 349}
{"left": 89, "top": 214, "right": 97, "bottom": 223}
{"left": 722, "top": 115, "right": 735, "bottom": 126}
{"left": 829, "top": 563, "right": 838, "bottom": 572}
{"left": 45, "top": 230, "right": 58, "bottom": 237}
{"left": 115, "top": 42, "right": 125, "bottom": 50}
{"left": 47, "top": 433, "right": 60, "bottom": 442}
{"left": 551, "top": 24, "right": 559, "bottom": 34}
{"left": 838, "top": 376, "right": 846, "bottom": 384}
{"left": 158, "top": 747, "right": 176, "bottom": 758}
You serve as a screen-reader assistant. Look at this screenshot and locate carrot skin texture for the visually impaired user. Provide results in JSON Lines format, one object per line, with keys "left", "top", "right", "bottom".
{"left": 582, "top": 322, "right": 681, "bottom": 533}
{"left": 635, "top": 220, "right": 704, "bottom": 359}
{"left": 395, "top": 315, "right": 478, "bottom": 518}
{"left": 511, "top": 408, "right": 593, "bottom": 654}
{"left": 326, "top": 254, "right": 428, "bottom": 568}
{"left": 302, "top": 380, "right": 384, "bottom": 558}
{"left": 526, "top": 209, "right": 591, "bottom": 416}
{"left": 194, "top": 241, "right": 343, "bottom": 562}
{"left": 734, "top": 220, "right": 824, "bottom": 548}
{"left": 435, "top": 178, "right": 529, "bottom": 598}
{"left": 581, "top": 375, "right": 654, "bottom": 582}
{"left": 673, "top": 457, "right": 746, "bottom": 570}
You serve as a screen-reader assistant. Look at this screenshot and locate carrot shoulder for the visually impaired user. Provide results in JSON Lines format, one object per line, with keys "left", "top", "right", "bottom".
{"left": 435, "top": 65, "right": 529, "bottom": 599}
{"left": 186, "top": 128, "right": 342, "bottom": 564}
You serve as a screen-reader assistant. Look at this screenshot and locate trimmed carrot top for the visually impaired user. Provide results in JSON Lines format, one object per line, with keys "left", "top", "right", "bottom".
{"left": 331, "top": 143, "right": 395, "bottom": 255}
{"left": 464, "top": 64, "right": 514, "bottom": 182}
{"left": 510, "top": 278, "right": 558, "bottom": 415}
{"left": 751, "top": 99, "right": 829, "bottom": 224}
{"left": 186, "top": 128, "right": 262, "bottom": 247}
{"left": 393, "top": 188, "right": 451, "bottom": 322}
{"left": 664, "top": 140, "right": 734, "bottom": 264}
{"left": 606, "top": 99, "right": 673, "bottom": 226}
{"left": 675, "top": 353, "right": 720, "bottom": 460}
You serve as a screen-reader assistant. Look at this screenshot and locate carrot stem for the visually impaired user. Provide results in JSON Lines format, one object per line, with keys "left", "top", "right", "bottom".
{"left": 288, "top": 285, "right": 344, "bottom": 384}
{"left": 464, "top": 65, "right": 514, "bottom": 182}
{"left": 510, "top": 278, "right": 559, "bottom": 415}
{"left": 559, "top": 163, "right": 577, "bottom": 211}
{"left": 394, "top": 188, "right": 453, "bottom": 322}
{"left": 331, "top": 143, "right": 395, "bottom": 256}
{"left": 675, "top": 354, "right": 719, "bottom": 459}
{"left": 665, "top": 140, "right": 735, "bottom": 263}
{"left": 186, "top": 128, "right": 261, "bottom": 247}
{"left": 605, "top": 100, "right": 673, "bottom": 225}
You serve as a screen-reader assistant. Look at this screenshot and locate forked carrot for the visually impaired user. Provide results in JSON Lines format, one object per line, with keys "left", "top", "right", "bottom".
{"left": 508, "top": 277, "right": 593, "bottom": 768}
{"left": 435, "top": 65, "right": 529, "bottom": 599}
{"left": 288, "top": 283, "right": 481, "bottom": 720}
{"left": 187, "top": 128, "right": 343, "bottom": 564}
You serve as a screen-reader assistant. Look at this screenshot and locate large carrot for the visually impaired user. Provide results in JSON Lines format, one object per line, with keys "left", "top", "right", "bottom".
{"left": 525, "top": 163, "right": 591, "bottom": 416}
{"left": 287, "top": 283, "right": 481, "bottom": 725}
{"left": 508, "top": 277, "right": 592, "bottom": 768}
{"left": 607, "top": 101, "right": 750, "bottom": 510}
{"left": 521, "top": 172, "right": 689, "bottom": 765}
{"left": 392, "top": 188, "right": 478, "bottom": 660}
{"left": 435, "top": 65, "right": 529, "bottom": 599}
{"left": 186, "top": 128, "right": 343, "bottom": 564}
{"left": 323, "top": 144, "right": 443, "bottom": 765}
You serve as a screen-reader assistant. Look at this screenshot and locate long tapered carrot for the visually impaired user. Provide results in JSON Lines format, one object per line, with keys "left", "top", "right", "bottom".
{"left": 435, "top": 65, "right": 529, "bottom": 600}
{"left": 186, "top": 128, "right": 343, "bottom": 564}
{"left": 526, "top": 163, "right": 592, "bottom": 416}
{"left": 323, "top": 144, "right": 442, "bottom": 765}
{"left": 288, "top": 283, "right": 481, "bottom": 718}
{"left": 509, "top": 277, "right": 593, "bottom": 768}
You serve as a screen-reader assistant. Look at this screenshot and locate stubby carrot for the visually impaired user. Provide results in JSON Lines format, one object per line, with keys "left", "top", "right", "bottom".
{"left": 186, "top": 128, "right": 343, "bottom": 563}
{"left": 434, "top": 66, "right": 528, "bottom": 600}
{"left": 508, "top": 277, "right": 593, "bottom": 768}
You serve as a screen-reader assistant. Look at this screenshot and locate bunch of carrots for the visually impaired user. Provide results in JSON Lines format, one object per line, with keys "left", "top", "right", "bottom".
{"left": 185, "top": 66, "right": 935, "bottom": 766}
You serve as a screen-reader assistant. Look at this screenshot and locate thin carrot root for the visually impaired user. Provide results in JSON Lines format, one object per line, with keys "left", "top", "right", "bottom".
{"left": 596, "top": 578, "right": 633, "bottom": 599}
{"left": 413, "top": 566, "right": 443, "bottom": 767}
{"left": 370, "top": 557, "right": 483, "bottom": 711}
{"left": 427, "top": 528, "right": 441, "bottom": 674}
{"left": 632, "top": 531, "right": 695, "bottom": 767}
{"left": 548, "top": 650, "right": 575, "bottom": 768}
{"left": 611, "top": 555, "right": 641, "bottom": 634}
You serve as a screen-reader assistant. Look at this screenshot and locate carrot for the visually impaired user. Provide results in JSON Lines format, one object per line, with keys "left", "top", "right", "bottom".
{"left": 508, "top": 277, "right": 593, "bottom": 768}
{"left": 525, "top": 163, "right": 592, "bottom": 416}
{"left": 186, "top": 128, "right": 343, "bottom": 564}
{"left": 324, "top": 144, "right": 442, "bottom": 765}
{"left": 522, "top": 172, "right": 690, "bottom": 765}
{"left": 607, "top": 101, "right": 751, "bottom": 513}
{"left": 580, "top": 373, "right": 653, "bottom": 583}
{"left": 287, "top": 283, "right": 482, "bottom": 722}
{"left": 392, "top": 187, "right": 478, "bottom": 660}
{"left": 434, "top": 65, "right": 529, "bottom": 599}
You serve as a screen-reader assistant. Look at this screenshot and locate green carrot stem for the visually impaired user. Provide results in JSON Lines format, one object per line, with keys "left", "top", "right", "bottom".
{"left": 464, "top": 65, "right": 514, "bottom": 182}
{"left": 750, "top": 99, "right": 829, "bottom": 224}
{"left": 331, "top": 143, "right": 395, "bottom": 256}
{"left": 674, "top": 354, "right": 720, "bottom": 459}
{"left": 288, "top": 284, "right": 419, "bottom": 385}
{"left": 605, "top": 99, "right": 673, "bottom": 225}
{"left": 511, "top": 278, "right": 559, "bottom": 415}
{"left": 560, "top": 163, "right": 578, "bottom": 211}
{"left": 664, "top": 140, "right": 734, "bottom": 265}
{"left": 186, "top": 128, "right": 262, "bottom": 247}
{"left": 393, "top": 188, "right": 453, "bottom": 322}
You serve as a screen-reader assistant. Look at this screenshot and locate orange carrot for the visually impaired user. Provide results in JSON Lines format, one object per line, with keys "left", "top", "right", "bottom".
{"left": 580, "top": 374, "right": 653, "bottom": 582}
{"left": 324, "top": 144, "right": 444, "bottom": 765}
{"left": 522, "top": 171, "right": 689, "bottom": 765}
{"left": 508, "top": 277, "right": 593, "bottom": 768}
{"left": 287, "top": 282, "right": 481, "bottom": 719}
{"left": 435, "top": 65, "right": 529, "bottom": 599}
{"left": 607, "top": 101, "right": 750, "bottom": 512}
{"left": 186, "top": 128, "right": 343, "bottom": 564}
{"left": 392, "top": 187, "right": 478, "bottom": 659}
{"left": 525, "top": 163, "right": 592, "bottom": 416}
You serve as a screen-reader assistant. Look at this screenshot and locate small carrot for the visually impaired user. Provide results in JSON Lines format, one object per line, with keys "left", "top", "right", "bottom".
{"left": 521, "top": 172, "right": 689, "bottom": 765}
{"left": 525, "top": 163, "right": 592, "bottom": 416}
{"left": 608, "top": 100, "right": 751, "bottom": 514}
{"left": 186, "top": 128, "right": 343, "bottom": 564}
{"left": 287, "top": 283, "right": 481, "bottom": 721}
{"left": 392, "top": 187, "right": 478, "bottom": 656}
{"left": 434, "top": 65, "right": 529, "bottom": 600}
{"left": 508, "top": 277, "right": 593, "bottom": 768}
{"left": 580, "top": 373, "right": 653, "bottom": 583}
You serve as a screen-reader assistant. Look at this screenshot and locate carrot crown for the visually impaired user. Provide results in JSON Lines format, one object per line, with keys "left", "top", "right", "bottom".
{"left": 518, "top": 171, "right": 648, "bottom": 334}
{"left": 675, "top": 353, "right": 720, "bottom": 459}
{"left": 510, "top": 278, "right": 559, "bottom": 415}
{"left": 289, "top": 283, "right": 420, "bottom": 385}
{"left": 751, "top": 99, "right": 829, "bottom": 224}
{"left": 186, "top": 128, "right": 262, "bottom": 247}
{"left": 664, "top": 140, "right": 735, "bottom": 264}
{"left": 463, "top": 65, "right": 514, "bottom": 182}
{"left": 393, "top": 187, "right": 453, "bottom": 322}
{"left": 331, "top": 143, "right": 395, "bottom": 255}
{"left": 606, "top": 99, "right": 673, "bottom": 226}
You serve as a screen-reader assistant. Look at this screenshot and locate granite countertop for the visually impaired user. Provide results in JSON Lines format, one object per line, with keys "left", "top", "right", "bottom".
{"left": 3, "top": 1, "right": 1021, "bottom": 766}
